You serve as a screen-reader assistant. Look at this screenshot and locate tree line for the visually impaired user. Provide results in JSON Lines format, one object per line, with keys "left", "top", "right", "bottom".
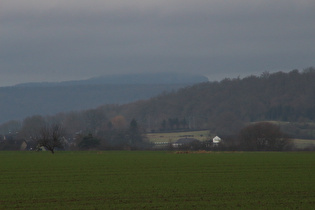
{"left": 0, "top": 115, "right": 150, "bottom": 153}
{"left": 0, "top": 118, "right": 294, "bottom": 152}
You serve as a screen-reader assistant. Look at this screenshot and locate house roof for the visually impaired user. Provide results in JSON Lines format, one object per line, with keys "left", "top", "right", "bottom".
{"left": 213, "top": 136, "right": 221, "bottom": 143}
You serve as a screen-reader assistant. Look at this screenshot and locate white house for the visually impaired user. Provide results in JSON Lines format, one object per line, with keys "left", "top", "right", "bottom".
{"left": 212, "top": 136, "right": 222, "bottom": 145}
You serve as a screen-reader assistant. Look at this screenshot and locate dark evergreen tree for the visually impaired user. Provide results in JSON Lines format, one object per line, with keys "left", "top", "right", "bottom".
{"left": 128, "top": 119, "right": 144, "bottom": 146}
{"left": 78, "top": 133, "right": 100, "bottom": 150}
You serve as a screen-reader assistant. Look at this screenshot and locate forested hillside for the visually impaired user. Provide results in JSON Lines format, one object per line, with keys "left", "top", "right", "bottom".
{"left": 1, "top": 67, "right": 315, "bottom": 141}
{"left": 105, "top": 67, "right": 315, "bottom": 137}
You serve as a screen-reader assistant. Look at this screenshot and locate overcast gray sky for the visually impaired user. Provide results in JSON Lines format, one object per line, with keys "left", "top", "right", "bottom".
{"left": 1, "top": 0, "right": 315, "bottom": 86}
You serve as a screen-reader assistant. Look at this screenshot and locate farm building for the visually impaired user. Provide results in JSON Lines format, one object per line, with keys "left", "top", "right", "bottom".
{"left": 172, "top": 138, "right": 200, "bottom": 148}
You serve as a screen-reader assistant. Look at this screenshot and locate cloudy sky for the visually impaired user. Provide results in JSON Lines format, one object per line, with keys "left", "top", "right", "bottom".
{"left": 1, "top": 0, "right": 315, "bottom": 86}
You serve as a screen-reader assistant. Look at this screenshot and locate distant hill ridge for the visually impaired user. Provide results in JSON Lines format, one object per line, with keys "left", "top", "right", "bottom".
{"left": 14, "top": 72, "right": 208, "bottom": 87}
{"left": 0, "top": 72, "right": 208, "bottom": 123}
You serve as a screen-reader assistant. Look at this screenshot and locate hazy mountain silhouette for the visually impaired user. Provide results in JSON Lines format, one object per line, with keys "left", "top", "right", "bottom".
{"left": 15, "top": 72, "right": 208, "bottom": 87}
{"left": 0, "top": 72, "right": 208, "bottom": 123}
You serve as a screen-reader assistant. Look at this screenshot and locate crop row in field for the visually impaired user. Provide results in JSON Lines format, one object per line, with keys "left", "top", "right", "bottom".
{"left": 1, "top": 151, "right": 315, "bottom": 209}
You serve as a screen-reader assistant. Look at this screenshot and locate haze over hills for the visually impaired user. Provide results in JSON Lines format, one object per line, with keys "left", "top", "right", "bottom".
{"left": 14, "top": 72, "right": 208, "bottom": 87}
{"left": 0, "top": 72, "right": 208, "bottom": 124}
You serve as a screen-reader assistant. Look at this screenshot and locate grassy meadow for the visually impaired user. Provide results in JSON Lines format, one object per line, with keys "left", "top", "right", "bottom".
{"left": 1, "top": 151, "right": 315, "bottom": 209}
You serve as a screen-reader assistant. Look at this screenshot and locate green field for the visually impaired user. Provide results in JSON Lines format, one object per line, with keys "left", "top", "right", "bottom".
{"left": 1, "top": 151, "right": 315, "bottom": 209}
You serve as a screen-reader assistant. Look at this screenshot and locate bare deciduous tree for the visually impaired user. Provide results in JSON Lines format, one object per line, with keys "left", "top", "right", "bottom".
{"left": 37, "top": 124, "right": 65, "bottom": 154}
